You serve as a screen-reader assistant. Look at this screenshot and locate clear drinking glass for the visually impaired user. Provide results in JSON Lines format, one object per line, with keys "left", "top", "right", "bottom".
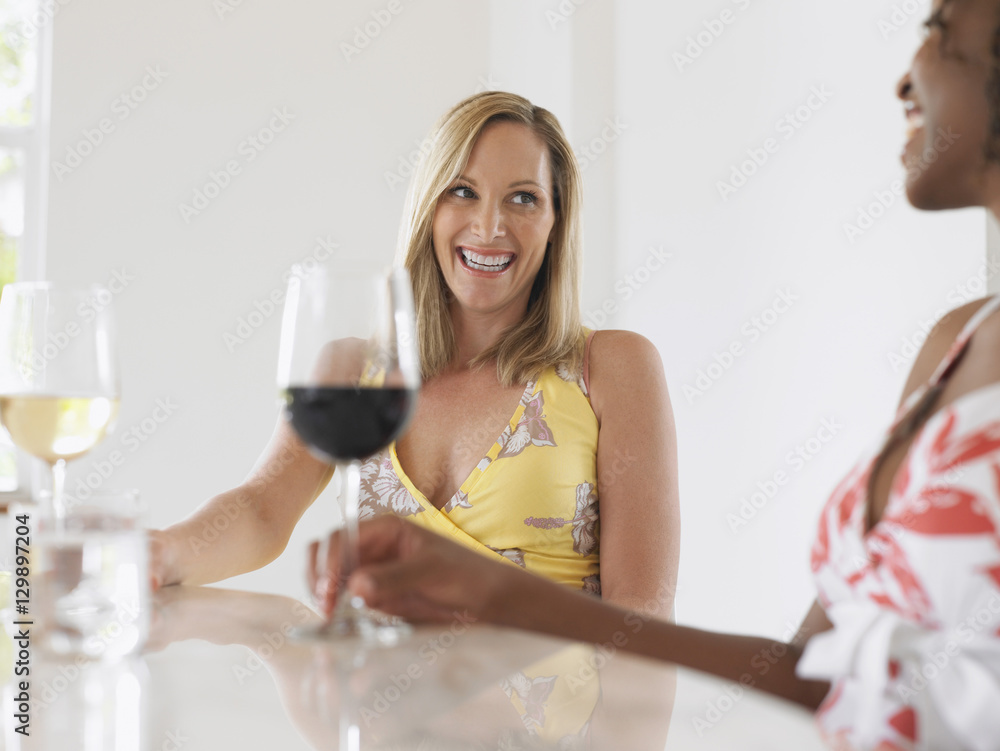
{"left": 0, "top": 282, "right": 120, "bottom": 526}
{"left": 33, "top": 490, "right": 149, "bottom": 660}
{"left": 278, "top": 261, "right": 419, "bottom": 644}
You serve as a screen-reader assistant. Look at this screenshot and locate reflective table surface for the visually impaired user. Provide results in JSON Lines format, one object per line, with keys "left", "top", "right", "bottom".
{"left": 2, "top": 586, "right": 826, "bottom": 750}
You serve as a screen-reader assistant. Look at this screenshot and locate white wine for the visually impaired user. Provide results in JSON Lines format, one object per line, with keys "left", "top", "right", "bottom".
{"left": 0, "top": 395, "right": 119, "bottom": 464}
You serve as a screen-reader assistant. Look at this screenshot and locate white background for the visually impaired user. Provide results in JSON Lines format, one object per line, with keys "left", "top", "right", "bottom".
{"left": 44, "top": 0, "right": 988, "bottom": 640}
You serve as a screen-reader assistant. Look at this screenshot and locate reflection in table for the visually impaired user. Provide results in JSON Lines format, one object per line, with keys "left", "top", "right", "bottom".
{"left": 2, "top": 586, "right": 825, "bottom": 750}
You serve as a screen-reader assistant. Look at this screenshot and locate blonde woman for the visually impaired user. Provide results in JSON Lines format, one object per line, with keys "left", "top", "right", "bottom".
{"left": 153, "top": 92, "right": 680, "bottom": 625}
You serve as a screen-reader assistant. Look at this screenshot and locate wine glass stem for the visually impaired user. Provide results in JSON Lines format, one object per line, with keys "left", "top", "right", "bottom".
{"left": 49, "top": 458, "right": 67, "bottom": 531}
{"left": 334, "top": 460, "right": 362, "bottom": 619}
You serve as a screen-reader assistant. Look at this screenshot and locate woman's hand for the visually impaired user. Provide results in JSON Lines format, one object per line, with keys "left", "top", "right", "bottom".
{"left": 307, "top": 516, "right": 519, "bottom": 624}
{"left": 147, "top": 527, "right": 180, "bottom": 591}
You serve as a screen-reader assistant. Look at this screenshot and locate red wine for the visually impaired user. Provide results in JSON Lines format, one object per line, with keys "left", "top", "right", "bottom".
{"left": 284, "top": 387, "right": 416, "bottom": 461}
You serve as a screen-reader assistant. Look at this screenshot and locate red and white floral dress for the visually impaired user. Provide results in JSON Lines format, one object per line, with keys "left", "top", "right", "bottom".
{"left": 798, "top": 297, "right": 1000, "bottom": 751}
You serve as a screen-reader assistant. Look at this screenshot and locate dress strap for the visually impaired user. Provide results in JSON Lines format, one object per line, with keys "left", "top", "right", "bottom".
{"left": 927, "top": 295, "right": 1000, "bottom": 388}
{"left": 583, "top": 330, "right": 597, "bottom": 396}
{"left": 893, "top": 296, "right": 1000, "bottom": 428}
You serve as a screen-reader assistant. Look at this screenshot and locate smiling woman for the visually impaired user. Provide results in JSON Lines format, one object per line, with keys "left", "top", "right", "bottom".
{"left": 343, "top": 92, "right": 679, "bottom": 617}
{"left": 151, "top": 90, "right": 680, "bottom": 744}
{"left": 400, "top": 92, "right": 586, "bottom": 388}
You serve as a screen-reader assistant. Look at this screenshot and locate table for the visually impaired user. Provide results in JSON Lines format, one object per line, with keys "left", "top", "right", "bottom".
{"left": 2, "top": 586, "right": 826, "bottom": 750}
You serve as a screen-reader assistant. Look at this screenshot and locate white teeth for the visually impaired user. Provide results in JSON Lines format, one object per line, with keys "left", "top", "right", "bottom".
{"left": 904, "top": 103, "right": 924, "bottom": 141}
{"left": 461, "top": 248, "right": 512, "bottom": 271}
{"left": 906, "top": 112, "right": 925, "bottom": 141}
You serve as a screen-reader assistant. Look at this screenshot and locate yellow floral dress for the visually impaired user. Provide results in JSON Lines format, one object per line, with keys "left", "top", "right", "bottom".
{"left": 357, "top": 340, "right": 602, "bottom": 743}
{"left": 357, "top": 360, "right": 601, "bottom": 594}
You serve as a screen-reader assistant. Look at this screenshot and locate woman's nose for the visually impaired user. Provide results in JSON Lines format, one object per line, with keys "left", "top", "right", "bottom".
{"left": 471, "top": 202, "right": 505, "bottom": 240}
{"left": 896, "top": 70, "right": 912, "bottom": 102}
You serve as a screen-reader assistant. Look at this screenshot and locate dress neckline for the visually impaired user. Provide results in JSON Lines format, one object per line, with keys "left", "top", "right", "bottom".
{"left": 390, "top": 377, "right": 537, "bottom": 514}
{"left": 862, "top": 296, "right": 1000, "bottom": 534}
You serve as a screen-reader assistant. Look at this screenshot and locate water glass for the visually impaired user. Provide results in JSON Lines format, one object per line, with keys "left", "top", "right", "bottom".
{"left": 33, "top": 490, "right": 148, "bottom": 660}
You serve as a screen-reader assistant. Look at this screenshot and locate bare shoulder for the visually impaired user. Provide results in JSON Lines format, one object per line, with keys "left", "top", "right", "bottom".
{"left": 587, "top": 330, "right": 670, "bottom": 419}
{"left": 901, "top": 297, "right": 996, "bottom": 404}
{"left": 953, "top": 296, "right": 1000, "bottom": 386}
{"left": 589, "top": 329, "right": 665, "bottom": 380}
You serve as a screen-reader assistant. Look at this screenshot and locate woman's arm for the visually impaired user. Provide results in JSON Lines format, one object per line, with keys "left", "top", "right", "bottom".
{"left": 587, "top": 330, "right": 680, "bottom": 617}
{"left": 151, "top": 416, "right": 333, "bottom": 587}
{"left": 312, "top": 516, "right": 831, "bottom": 709}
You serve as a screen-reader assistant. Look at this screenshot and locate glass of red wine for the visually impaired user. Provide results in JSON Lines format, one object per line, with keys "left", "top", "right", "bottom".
{"left": 278, "top": 260, "right": 419, "bottom": 644}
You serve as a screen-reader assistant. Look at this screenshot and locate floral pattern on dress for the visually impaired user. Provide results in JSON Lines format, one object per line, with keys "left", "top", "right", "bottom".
{"left": 570, "top": 483, "right": 599, "bottom": 557}
{"left": 523, "top": 483, "right": 599, "bottom": 557}
{"left": 442, "top": 490, "right": 472, "bottom": 514}
{"left": 582, "top": 574, "right": 601, "bottom": 597}
{"left": 500, "top": 671, "right": 558, "bottom": 733}
{"left": 556, "top": 361, "right": 587, "bottom": 397}
{"left": 489, "top": 546, "right": 526, "bottom": 568}
{"left": 358, "top": 453, "right": 423, "bottom": 520}
{"left": 498, "top": 387, "right": 557, "bottom": 459}
{"left": 805, "top": 365, "right": 1000, "bottom": 750}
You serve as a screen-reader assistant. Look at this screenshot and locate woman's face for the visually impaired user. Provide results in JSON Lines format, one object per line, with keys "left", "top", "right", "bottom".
{"left": 431, "top": 121, "right": 556, "bottom": 322}
{"left": 898, "top": 0, "right": 999, "bottom": 209}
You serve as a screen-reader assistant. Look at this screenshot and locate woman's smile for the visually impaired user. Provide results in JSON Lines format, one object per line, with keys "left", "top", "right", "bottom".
{"left": 456, "top": 246, "right": 516, "bottom": 275}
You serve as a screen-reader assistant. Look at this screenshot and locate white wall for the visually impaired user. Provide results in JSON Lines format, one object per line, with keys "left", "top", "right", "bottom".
{"left": 46, "top": 0, "right": 987, "bottom": 638}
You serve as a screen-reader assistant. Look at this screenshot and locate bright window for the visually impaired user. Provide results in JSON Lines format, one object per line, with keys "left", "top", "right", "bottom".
{"left": 0, "top": 0, "right": 50, "bottom": 496}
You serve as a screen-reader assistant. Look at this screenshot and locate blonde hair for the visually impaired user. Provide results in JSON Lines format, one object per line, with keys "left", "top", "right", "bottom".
{"left": 397, "top": 91, "right": 584, "bottom": 386}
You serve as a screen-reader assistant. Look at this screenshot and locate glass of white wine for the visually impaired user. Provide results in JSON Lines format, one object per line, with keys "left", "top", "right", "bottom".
{"left": 0, "top": 283, "right": 120, "bottom": 525}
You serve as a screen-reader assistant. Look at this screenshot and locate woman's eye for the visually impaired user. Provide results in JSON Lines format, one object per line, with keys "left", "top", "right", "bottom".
{"left": 512, "top": 192, "right": 537, "bottom": 205}
{"left": 450, "top": 186, "right": 476, "bottom": 199}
